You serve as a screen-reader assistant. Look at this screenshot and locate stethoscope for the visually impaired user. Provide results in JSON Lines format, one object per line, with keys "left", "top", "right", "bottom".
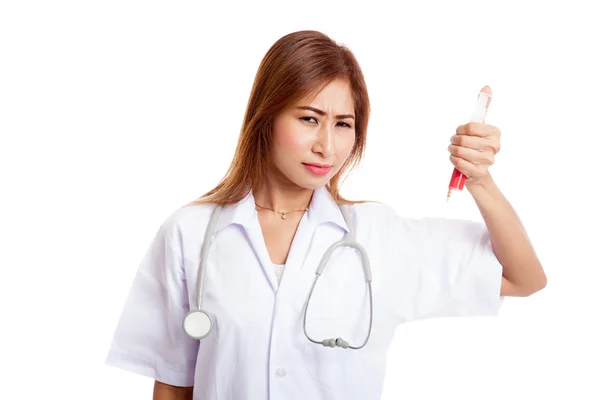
{"left": 182, "top": 203, "right": 374, "bottom": 350}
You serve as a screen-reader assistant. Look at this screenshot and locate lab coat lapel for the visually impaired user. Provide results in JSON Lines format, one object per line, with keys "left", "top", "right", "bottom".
{"left": 213, "top": 191, "right": 280, "bottom": 292}
{"left": 282, "top": 186, "right": 350, "bottom": 282}
{"left": 243, "top": 217, "right": 280, "bottom": 292}
{"left": 280, "top": 213, "right": 317, "bottom": 283}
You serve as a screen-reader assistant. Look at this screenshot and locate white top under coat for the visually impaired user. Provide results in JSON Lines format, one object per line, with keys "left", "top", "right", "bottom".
{"left": 274, "top": 263, "right": 285, "bottom": 284}
{"left": 105, "top": 186, "right": 504, "bottom": 400}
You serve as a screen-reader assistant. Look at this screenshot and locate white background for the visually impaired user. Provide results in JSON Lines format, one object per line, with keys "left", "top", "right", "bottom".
{"left": 1, "top": 0, "right": 599, "bottom": 399}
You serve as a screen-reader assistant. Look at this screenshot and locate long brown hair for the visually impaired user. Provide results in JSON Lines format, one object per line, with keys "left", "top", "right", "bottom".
{"left": 187, "top": 30, "right": 373, "bottom": 207}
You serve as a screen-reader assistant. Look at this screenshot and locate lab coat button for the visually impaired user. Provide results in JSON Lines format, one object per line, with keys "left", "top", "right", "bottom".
{"left": 275, "top": 368, "right": 287, "bottom": 377}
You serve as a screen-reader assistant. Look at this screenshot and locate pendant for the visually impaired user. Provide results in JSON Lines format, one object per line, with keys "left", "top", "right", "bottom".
{"left": 281, "top": 213, "right": 288, "bottom": 220}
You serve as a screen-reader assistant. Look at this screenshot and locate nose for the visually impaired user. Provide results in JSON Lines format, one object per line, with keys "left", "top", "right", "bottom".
{"left": 311, "top": 123, "right": 334, "bottom": 158}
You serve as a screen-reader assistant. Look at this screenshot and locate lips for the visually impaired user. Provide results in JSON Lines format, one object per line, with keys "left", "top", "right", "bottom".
{"left": 302, "top": 163, "right": 332, "bottom": 176}
{"left": 303, "top": 163, "right": 331, "bottom": 168}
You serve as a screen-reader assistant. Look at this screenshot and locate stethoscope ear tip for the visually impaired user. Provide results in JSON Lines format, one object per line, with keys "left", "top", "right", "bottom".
{"left": 321, "top": 337, "right": 350, "bottom": 348}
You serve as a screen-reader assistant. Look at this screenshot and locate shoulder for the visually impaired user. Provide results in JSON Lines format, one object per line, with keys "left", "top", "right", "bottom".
{"left": 157, "top": 202, "right": 218, "bottom": 244}
{"left": 347, "top": 201, "right": 485, "bottom": 239}
{"left": 343, "top": 201, "right": 400, "bottom": 237}
{"left": 345, "top": 201, "right": 393, "bottom": 222}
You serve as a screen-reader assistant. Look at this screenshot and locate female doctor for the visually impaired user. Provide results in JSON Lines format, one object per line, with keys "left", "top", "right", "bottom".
{"left": 106, "top": 30, "right": 547, "bottom": 400}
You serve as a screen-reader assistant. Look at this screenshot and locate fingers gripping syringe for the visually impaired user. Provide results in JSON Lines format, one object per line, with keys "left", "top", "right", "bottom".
{"left": 446, "top": 88, "right": 492, "bottom": 202}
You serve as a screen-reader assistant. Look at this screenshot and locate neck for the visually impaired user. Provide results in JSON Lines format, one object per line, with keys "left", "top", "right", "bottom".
{"left": 253, "top": 181, "right": 314, "bottom": 213}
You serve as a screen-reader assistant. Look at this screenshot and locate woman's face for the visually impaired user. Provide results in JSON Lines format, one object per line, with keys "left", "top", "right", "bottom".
{"left": 270, "top": 78, "right": 356, "bottom": 190}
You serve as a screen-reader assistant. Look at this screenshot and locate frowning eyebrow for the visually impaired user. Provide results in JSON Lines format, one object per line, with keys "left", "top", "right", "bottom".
{"left": 295, "top": 106, "right": 355, "bottom": 120}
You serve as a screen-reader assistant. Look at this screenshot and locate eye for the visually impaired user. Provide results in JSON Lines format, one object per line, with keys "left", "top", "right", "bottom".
{"left": 300, "top": 116, "right": 318, "bottom": 124}
{"left": 300, "top": 116, "right": 353, "bottom": 128}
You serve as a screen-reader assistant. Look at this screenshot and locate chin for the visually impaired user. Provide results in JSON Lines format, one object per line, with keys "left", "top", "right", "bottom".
{"left": 280, "top": 166, "right": 332, "bottom": 190}
{"left": 298, "top": 182, "right": 325, "bottom": 190}
{"left": 294, "top": 175, "right": 330, "bottom": 190}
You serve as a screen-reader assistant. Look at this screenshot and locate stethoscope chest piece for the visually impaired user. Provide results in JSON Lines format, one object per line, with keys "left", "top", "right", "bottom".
{"left": 183, "top": 309, "right": 213, "bottom": 340}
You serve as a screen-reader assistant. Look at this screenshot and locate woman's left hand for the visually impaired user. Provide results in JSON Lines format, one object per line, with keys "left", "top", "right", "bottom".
{"left": 448, "top": 122, "right": 501, "bottom": 188}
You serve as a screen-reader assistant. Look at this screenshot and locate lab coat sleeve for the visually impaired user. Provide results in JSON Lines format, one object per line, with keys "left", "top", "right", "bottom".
{"left": 387, "top": 209, "right": 504, "bottom": 321}
{"left": 105, "top": 222, "right": 198, "bottom": 387}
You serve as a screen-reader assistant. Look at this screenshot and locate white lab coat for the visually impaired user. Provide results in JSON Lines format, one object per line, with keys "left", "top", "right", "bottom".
{"left": 106, "top": 186, "right": 503, "bottom": 400}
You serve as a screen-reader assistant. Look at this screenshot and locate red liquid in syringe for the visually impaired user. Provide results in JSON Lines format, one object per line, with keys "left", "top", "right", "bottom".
{"left": 447, "top": 167, "right": 466, "bottom": 200}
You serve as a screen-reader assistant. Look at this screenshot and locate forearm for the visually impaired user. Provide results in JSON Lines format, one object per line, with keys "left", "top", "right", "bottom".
{"left": 153, "top": 381, "right": 193, "bottom": 400}
{"left": 467, "top": 175, "right": 547, "bottom": 295}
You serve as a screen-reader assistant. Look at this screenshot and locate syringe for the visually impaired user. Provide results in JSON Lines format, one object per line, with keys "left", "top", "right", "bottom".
{"left": 446, "top": 86, "right": 492, "bottom": 202}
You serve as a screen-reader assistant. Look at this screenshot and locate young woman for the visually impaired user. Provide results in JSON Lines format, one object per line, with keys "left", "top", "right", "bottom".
{"left": 106, "top": 30, "right": 547, "bottom": 400}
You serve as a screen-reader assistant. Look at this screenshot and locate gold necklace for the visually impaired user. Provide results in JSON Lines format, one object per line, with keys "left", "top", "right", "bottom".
{"left": 255, "top": 202, "right": 308, "bottom": 220}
